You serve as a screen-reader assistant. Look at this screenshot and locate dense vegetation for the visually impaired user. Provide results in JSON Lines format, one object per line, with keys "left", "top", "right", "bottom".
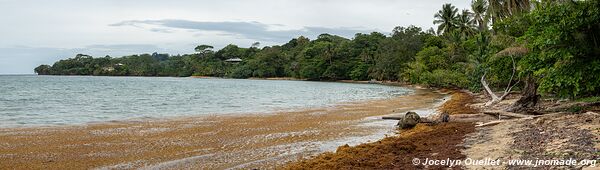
{"left": 36, "top": 0, "right": 600, "bottom": 99}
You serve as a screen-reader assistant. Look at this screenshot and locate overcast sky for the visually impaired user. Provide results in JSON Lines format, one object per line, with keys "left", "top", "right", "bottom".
{"left": 0, "top": 0, "right": 469, "bottom": 74}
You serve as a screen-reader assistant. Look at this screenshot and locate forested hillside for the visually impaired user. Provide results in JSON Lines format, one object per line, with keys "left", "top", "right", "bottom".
{"left": 36, "top": 0, "right": 600, "bottom": 99}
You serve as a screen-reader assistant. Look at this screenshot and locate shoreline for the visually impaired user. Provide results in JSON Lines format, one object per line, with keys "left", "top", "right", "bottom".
{"left": 0, "top": 87, "right": 446, "bottom": 169}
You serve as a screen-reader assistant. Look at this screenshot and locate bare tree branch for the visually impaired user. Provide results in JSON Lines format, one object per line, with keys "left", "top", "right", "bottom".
{"left": 482, "top": 55, "right": 519, "bottom": 106}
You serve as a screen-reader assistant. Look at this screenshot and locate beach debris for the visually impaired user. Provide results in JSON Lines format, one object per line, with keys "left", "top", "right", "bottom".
{"left": 383, "top": 112, "right": 440, "bottom": 122}
{"left": 584, "top": 111, "right": 599, "bottom": 116}
{"left": 483, "top": 110, "right": 531, "bottom": 119}
{"left": 475, "top": 120, "right": 505, "bottom": 127}
{"left": 427, "top": 112, "right": 449, "bottom": 123}
{"left": 397, "top": 112, "right": 421, "bottom": 129}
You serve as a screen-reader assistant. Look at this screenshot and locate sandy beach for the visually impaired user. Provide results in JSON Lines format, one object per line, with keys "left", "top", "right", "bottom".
{"left": 0, "top": 88, "right": 444, "bottom": 169}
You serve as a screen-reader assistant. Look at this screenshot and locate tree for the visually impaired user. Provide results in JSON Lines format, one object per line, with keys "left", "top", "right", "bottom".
{"left": 34, "top": 65, "right": 52, "bottom": 75}
{"left": 504, "top": 0, "right": 531, "bottom": 16}
{"left": 456, "top": 9, "right": 477, "bottom": 39}
{"left": 251, "top": 42, "right": 261, "bottom": 48}
{"left": 194, "top": 45, "right": 214, "bottom": 54}
{"left": 487, "top": 0, "right": 531, "bottom": 24}
{"left": 480, "top": 47, "right": 524, "bottom": 106}
{"left": 215, "top": 44, "right": 247, "bottom": 60}
{"left": 372, "top": 26, "right": 427, "bottom": 81}
{"left": 433, "top": 3, "right": 459, "bottom": 35}
{"left": 250, "top": 47, "right": 288, "bottom": 77}
{"left": 519, "top": 0, "right": 600, "bottom": 99}
{"left": 471, "top": 0, "right": 489, "bottom": 31}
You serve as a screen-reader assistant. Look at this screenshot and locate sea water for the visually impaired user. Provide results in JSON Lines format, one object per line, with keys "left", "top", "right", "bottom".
{"left": 0, "top": 75, "right": 412, "bottom": 127}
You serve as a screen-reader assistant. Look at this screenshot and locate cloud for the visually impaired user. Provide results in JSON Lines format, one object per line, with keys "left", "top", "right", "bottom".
{"left": 76, "top": 44, "right": 168, "bottom": 55}
{"left": 110, "top": 19, "right": 384, "bottom": 42}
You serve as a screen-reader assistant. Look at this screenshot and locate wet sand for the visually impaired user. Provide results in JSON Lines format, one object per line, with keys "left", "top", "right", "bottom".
{"left": 0, "top": 88, "right": 443, "bottom": 169}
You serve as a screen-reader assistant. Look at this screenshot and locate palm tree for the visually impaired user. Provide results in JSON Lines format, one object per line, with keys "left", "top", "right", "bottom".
{"left": 433, "top": 3, "right": 459, "bottom": 35}
{"left": 456, "top": 9, "right": 477, "bottom": 39}
{"left": 487, "top": 0, "right": 505, "bottom": 24}
{"left": 471, "top": 0, "right": 488, "bottom": 31}
{"left": 487, "top": 0, "right": 531, "bottom": 24}
{"left": 505, "top": 0, "right": 531, "bottom": 15}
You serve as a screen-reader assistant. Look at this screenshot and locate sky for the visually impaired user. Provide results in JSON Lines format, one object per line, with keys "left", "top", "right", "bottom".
{"left": 0, "top": 0, "right": 469, "bottom": 74}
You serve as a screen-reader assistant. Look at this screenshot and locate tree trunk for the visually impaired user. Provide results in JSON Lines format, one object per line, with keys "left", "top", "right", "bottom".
{"left": 481, "top": 56, "right": 519, "bottom": 106}
{"left": 507, "top": 75, "right": 539, "bottom": 112}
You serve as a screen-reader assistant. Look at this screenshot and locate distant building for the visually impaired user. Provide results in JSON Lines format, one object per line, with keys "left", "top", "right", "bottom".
{"left": 102, "top": 67, "right": 115, "bottom": 72}
{"left": 225, "top": 58, "right": 242, "bottom": 63}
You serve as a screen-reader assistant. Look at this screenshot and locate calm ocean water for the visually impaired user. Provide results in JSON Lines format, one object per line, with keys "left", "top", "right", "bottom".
{"left": 0, "top": 75, "right": 412, "bottom": 127}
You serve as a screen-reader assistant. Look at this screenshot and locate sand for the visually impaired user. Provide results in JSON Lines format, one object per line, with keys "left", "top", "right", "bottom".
{"left": 0, "top": 89, "right": 444, "bottom": 169}
{"left": 462, "top": 93, "right": 600, "bottom": 170}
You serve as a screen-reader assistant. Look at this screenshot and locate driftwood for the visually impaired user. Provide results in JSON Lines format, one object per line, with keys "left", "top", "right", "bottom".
{"left": 381, "top": 112, "right": 450, "bottom": 129}
{"left": 381, "top": 116, "right": 406, "bottom": 120}
{"left": 476, "top": 111, "right": 570, "bottom": 127}
{"left": 382, "top": 112, "right": 447, "bottom": 123}
{"left": 383, "top": 109, "right": 542, "bottom": 129}
{"left": 448, "top": 113, "right": 498, "bottom": 122}
{"left": 382, "top": 116, "right": 437, "bottom": 123}
{"left": 382, "top": 112, "right": 441, "bottom": 129}
{"left": 483, "top": 110, "right": 531, "bottom": 118}
{"left": 384, "top": 110, "right": 532, "bottom": 123}
{"left": 584, "top": 111, "right": 599, "bottom": 116}
{"left": 475, "top": 120, "right": 505, "bottom": 127}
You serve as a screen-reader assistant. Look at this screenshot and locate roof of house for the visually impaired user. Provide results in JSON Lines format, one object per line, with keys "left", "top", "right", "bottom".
{"left": 225, "top": 58, "right": 243, "bottom": 62}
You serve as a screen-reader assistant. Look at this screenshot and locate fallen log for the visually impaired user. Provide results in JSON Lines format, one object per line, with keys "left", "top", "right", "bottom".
{"left": 483, "top": 110, "right": 531, "bottom": 119}
{"left": 383, "top": 112, "right": 496, "bottom": 124}
{"left": 449, "top": 113, "right": 498, "bottom": 122}
{"left": 381, "top": 111, "right": 440, "bottom": 129}
{"left": 475, "top": 120, "right": 505, "bottom": 127}
{"left": 381, "top": 116, "right": 404, "bottom": 120}
{"left": 382, "top": 116, "right": 437, "bottom": 122}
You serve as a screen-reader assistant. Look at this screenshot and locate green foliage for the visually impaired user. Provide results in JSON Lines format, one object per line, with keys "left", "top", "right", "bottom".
{"left": 519, "top": 0, "right": 600, "bottom": 98}
{"left": 405, "top": 45, "right": 472, "bottom": 88}
{"left": 471, "top": 0, "right": 488, "bottom": 31}
{"left": 247, "top": 47, "right": 288, "bottom": 78}
{"left": 426, "top": 69, "right": 470, "bottom": 88}
{"left": 372, "top": 26, "right": 429, "bottom": 81}
{"left": 34, "top": 65, "right": 51, "bottom": 75}
{"left": 215, "top": 44, "right": 246, "bottom": 60}
{"left": 194, "top": 45, "right": 214, "bottom": 53}
{"left": 493, "top": 13, "right": 531, "bottom": 37}
{"left": 456, "top": 9, "right": 477, "bottom": 38}
{"left": 350, "top": 63, "right": 369, "bottom": 81}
